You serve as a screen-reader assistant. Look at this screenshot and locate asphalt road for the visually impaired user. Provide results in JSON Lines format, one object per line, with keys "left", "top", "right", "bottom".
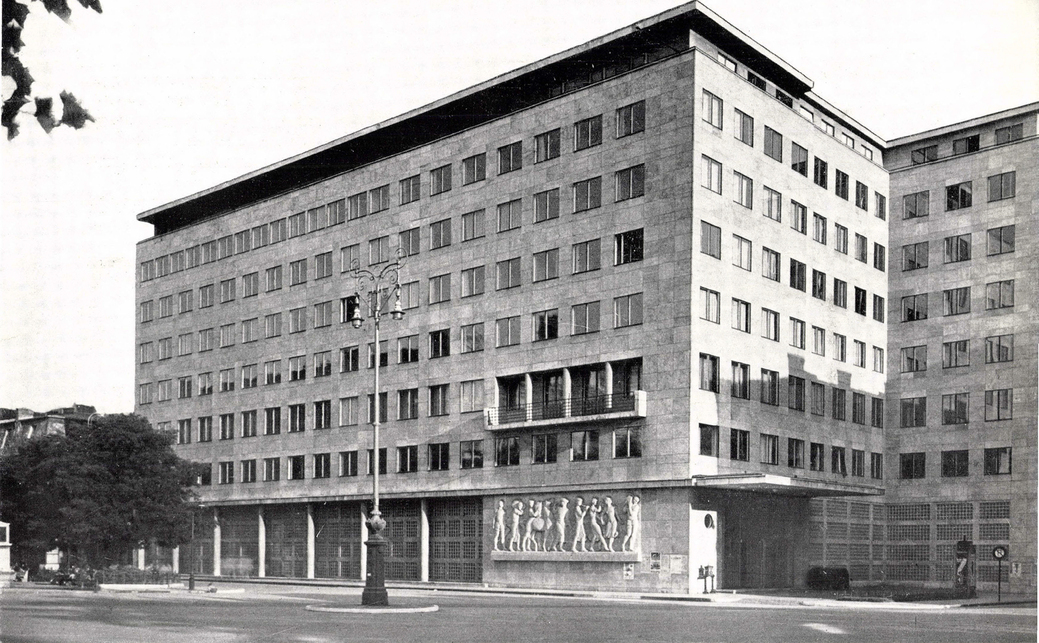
{"left": 1, "top": 585, "right": 1035, "bottom": 643}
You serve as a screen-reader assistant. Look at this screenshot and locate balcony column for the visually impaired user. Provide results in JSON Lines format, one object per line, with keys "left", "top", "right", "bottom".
{"left": 212, "top": 508, "right": 222, "bottom": 577}
{"left": 306, "top": 503, "right": 315, "bottom": 579}
{"left": 524, "top": 373, "right": 533, "bottom": 422}
{"left": 419, "top": 498, "right": 430, "bottom": 582}
{"left": 257, "top": 506, "right": 266, "bottom": 578}
{"left": 604, "top": 362, "right": 614, "bottom": 410}
{"left": 562, "top": 368, "right": 572, "bottom": 417}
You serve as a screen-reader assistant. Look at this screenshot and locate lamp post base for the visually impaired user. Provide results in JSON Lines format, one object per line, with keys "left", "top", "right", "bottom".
{"left": 362, "top": 532, "right": 389, "bottom": 606}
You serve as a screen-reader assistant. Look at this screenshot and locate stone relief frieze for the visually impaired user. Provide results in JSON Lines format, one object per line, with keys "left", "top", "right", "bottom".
{"left": 493, "top": 494, "right": 641, "bottom": 554}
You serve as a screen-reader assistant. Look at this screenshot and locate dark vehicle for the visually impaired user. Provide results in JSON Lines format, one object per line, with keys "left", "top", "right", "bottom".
{"left": 805, "top": 566, "right": 850, "bottom": 590}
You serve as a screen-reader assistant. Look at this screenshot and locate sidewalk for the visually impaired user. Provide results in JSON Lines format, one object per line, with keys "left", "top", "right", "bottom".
{"left": 176, "top": 576, "right": 1037, "bottom": 610}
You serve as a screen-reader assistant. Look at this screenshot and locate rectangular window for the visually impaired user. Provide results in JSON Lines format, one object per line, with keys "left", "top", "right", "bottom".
{"left": 702, "top": 156, "right": 722, "bottom": 194}
{"left": 498, "top": 141, "right": 522, "bottom": 174}
{"left": 852, "top": 392, "right": 866, "bottom": 425}
{"left": 855, "top": 181, "right": 868, "bottom": 210}
{"left": 988, "top": 171, "right": 1016, "bottom": 201}
{"left": 218, "top": 462, "right": 234, "bottom": 485}
{"left": 429, "top": 328, "right": 451, "bottom": 358}
{"left": 369, "top": 236, "right": 390, "bottom": 265}
{"left": 428, "top": 274, "right": 451, "bottom": 304}
{"left": 901, "top": 294, "right": 928, "bottom": 321}
{"left": 218, "top": 413, "right": 235, "bottom": 441}
{"left": 265, "top": 407, "right": 282, "bottom": 438}
{"left": 941, "top": 393, "right": 969, "bottom": 425}
{"left": 854, "top": 287, "right": 867, "bottom": 316}
{"left": 263, "top": 358, "right": 281, "bottom": 386}
{"left": 943, "top": 234, "right": 972, "bottom": 264}
{"left": 288, "top": 455, "right": 306, "bottom": 481}
{"left": 984, "top": 389, "right": 1013, "bottom": 421}
{"left": 460, "top": 380, "right": 484, "bottom": 414}
{"left": 873, "top": 244, "right": 886, "bottom": 272}
{"left": 952, "top": 134, "right": 980, "bottom": 155}
{"left": 312, "top": 453, "right": 331, "bottom": 479}
{"left": 732, "top": 299, "right": 751, "bottom": 333}
{"left": 574, "top": 115, "right": 602, "bottom": 151}
{"left": 495, "top": 437, "right": 520, "bottom": 467}
{"left": 810, "top": 382, "right": 825, "bottom": 416}
{"left": 702, "top": 90, "right": 722, "bottom": 128}
{"left": 615, "top": 164, "right": 645, "bottom": 201}
{"left": 288, "top": 355, "right": 306, "bottom": 382}
{"left": 366, "top": 449, "right": 387, "bottom": 476}
{"left": 760, "top": 434, "right": 779, "bottom": 465}
{"left": 790, "top": 142, "right": 808, "bottom": 175}
{"left": 198, "top": 284, "right": 214, "bottom": 309}
{"left": 430, "top": 164, "right": 452, "bottom": 195}
{"left": 340, "top": 245, "right": 360, "bottom": 273}
{"left": 900, "top": 397, "right": 927, "bottom": 428}
{"left": 700, "top": 288, "right": 720, "bottom": 323}
{"left": 985, "top": 334, "right": 1014, "bottom": 363}
{"left": 832, "top": 447, "right": 847, "bottom": 475}
{"left": 790, "top": 317, "right": 805, "bottom": 349}
{"left": 532, "top": 309, "right": 559, "bottom": 341}
{"left": 396, "top": 335, "right": 419, "bottom": 364}
{"left": 339, "top": 397, "right": 358, "bottom": 427}
{"left": 900, "top": 453, "right": 926, "bottom": 479}
{"left": 699, "top": 353, "right": 719, "bottom": 393}
{"left": 533, "top": 188, "right": 559, "bottom": 223}
{"left": 984, "top": 447, "right": 1012, "bottom": 475}
{"left": 532, "top": 433, "right": 558, "bottom": 464}
{"left": 614, "top": 294, "right": 643, "bottom": 329}
{"left": 812, "top": 326, "right": 826, "bottom": 356}
{"left": 263, "top": 457, "right": 280, "bottom": 482}
{"left": 288, "top": 307, "right": 306, "bottom": 333}
{"left": 812, "top": 213, "right": 826, "bottom": 244}
{"left": 461, "top": 440, "right": 484, "bottom": 469}
{"left": 995, "top": 123, "right": 1024, "bottom": 144}
{"left": 763, "top": 126, "right": 782, "bottom": 161}
{"left": 734, "top": 171, "right": 753, "bottom": 208}
{"left": 398, "top": 227, "right": 420, "bottom": 257}
{"left": 789, "top": 259, "right": 806, "bottom": 291}
{"left": 903, "top": 191, "right": 930, "bottom": 219}
{"left": 762, "top": 247, "right": 780, "bottom": 281}
{"left": 832, "top": 225, "right": 847, "bottom": 255}
{"left": 762, "top": 308, "right": 779, "bottom": 341}
{"left": 911, "top": 145, "right": 937, "bottom": 165}
{"left": 835, "top": 170, "right": 849, "bottom": 200}
{"left": 313, "top": 400, "right": 332, "bottom": 430}
{"left": 617, "top": 101, "right": 645, "bottom": 137}
{"left": 458, "top": 265, "right": 485, "bottom": 299}
{"left": 985, "top": 280, "right": 1015, "bottom": 309}
{"left": 734, "top": 108, "right": 753, "bottom": 145}
{"left": 462, "top": 153, "right": 485, "bottom": 185}
{"left": 572, "top": 239, "right": 601, "bottom": 274}
{"left": 764, "top": 186, "right": 781, "bottom": 222}
{"left": 532, "top": 249, "right": 559, "bottom": 282}
{"left": 400, "top": 175, "right": 420, "bottom": 205}
{"left": 901, "top": 345, "right": 928, "bottom": 372}
{"left": 429, "top": 443, "right": 450, "bottom": 472}
{"left": 701, "top": 221, "right": 721, "bottom": 259}
{"left": 813, "top": 157, "right": 828, "bottom": 188}
{"left": 614, "top": 426, "right": 642, "bottom": 459}
{"left": 942, "top": 340, "right": 969, "bottom": 369}
{"left": 427, "top": 219, "right": 452, "bottom": 251}
{"left": 788, "top": 439, "right": 805, "bottom": 469}
{"left": 571, "top": 430, "right": 599, "bottom": 462}
{"left": 902, "top": 241, "right": 929, "bottom": 271}
{"left": 789, "top": 376, "right": 805, "bottom": 411}
{"left": 496, "top": 316, "right": 521, "bottom": 347}
{"left": 699, "top": 424, "right": 720, "bottom": 457}
{"left": 868, "top": 453, "right": 883, "bottom": 479}
{"left": 571, "top": 301, "right": 600, "bottom": 335}
{"left": 732, "top": 235, "right": 752, "bottom": 271}
{"left": 945, "top": 181, "right": 973, "bottom": 211}
{"left": 497, "top": 199, "right": 522, "bottom": 232}
{"left": 731, "top": 362, "right": 750, "bottom": 399}
{"left": 987, "top": 224, "right": 1015, "bottom": 256}
{"left": 943, "top": 286, "right": 971, "bottom": 316}
{"left": 398, "top": 389, "right": 419, "bottom": 420}
{"left": 760, "top": 369, "right": 779, "bottom": 406}
{"left": 811, "top": 270, "right": 826, "bottom": 300}
{"left": 809, "top": 443, "right": 825, "bottom": 472}
{"left": 219, "top": 323, "right": 235, "bottom": 348}
{"left": 730, "top": 429, "right": 749, "bottom": 461}
{"left": 178, "top": 290, "right": 193, "bottom": 314}
{"left": 461, "top": 322, "right": 485, "bottom": 353}
{"left": 368, "top": 186, "right": 389, "bottom": 214}
{"left": 534, "top": 128, "right": 560, "bottom": 163}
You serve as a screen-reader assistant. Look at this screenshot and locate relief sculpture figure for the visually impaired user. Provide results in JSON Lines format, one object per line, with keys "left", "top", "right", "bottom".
{"left": 549, "top": 498, "right": 569, "bottom": 551}
{"left": 622, "top": 495, "right": 642, "bottom": 552}
{"left": 522, "top": 499, "right": 544, "bottom": 551}
{"left": 508, "top": 499, "right": 524, "bottom": 551}
{"left": 492, "top": 499, "right": 507, "bottom": 551}
{"left": 589, "top": 497, "right": 609, "bottom": 551}
{"left": 603, "top": 496, "right": 619, "bottom": 552}
{"left": 570, "top": 497, "right": 589, "bottom": 552}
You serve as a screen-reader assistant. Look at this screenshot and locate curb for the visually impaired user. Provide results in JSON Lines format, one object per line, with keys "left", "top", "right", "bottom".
{"left": 305, "top": 604, "right": 440, "bottom": 614}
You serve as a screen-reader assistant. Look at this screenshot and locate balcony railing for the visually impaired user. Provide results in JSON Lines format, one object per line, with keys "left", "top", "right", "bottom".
{"left": 485, "top": 391, "right": 645, "bottom": 427}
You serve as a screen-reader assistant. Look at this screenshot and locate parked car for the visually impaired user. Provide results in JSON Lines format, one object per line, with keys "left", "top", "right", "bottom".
{"left": 805, "top": 566, "right": 850, "bottom": 590}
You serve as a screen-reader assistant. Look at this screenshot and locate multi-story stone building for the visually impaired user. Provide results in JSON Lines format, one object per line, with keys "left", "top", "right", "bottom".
{"left": 133, "top": 1, "right": 1033, "bottom": 594}
{"left": 883, "top": 105, "right": 1037, "bottom": 594}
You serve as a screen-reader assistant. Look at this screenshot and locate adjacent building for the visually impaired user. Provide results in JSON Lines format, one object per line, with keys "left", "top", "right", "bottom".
{"left": 132, "top": 1, "right": 1034, "bottom": 595}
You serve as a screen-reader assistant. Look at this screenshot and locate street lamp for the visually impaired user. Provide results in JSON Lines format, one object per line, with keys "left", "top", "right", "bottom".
{"left": 347, "top": 249, "right": 406, "bottom": 606}
{"left": 188, "top": 503, "right": 204, "bottom": 591}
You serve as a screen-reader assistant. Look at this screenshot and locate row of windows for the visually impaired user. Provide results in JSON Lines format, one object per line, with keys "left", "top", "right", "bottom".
{"left": 698, "top": 221, "right": 886, "bottom": 321}
{"left": 898, "top": 334, "right": 1015, "bottom": 373}
{"left": 901, "top": 171, "right": 1017, "bottom": 219}
{"left": 899, "top": 281, "right": 1015, "bottom": 322}
{"left": 709, "top": 52, "right": 878, "bottom": 161}
{"left": 202, "top": 426, "right": 645, "bottom": 485}
{"left": 701, "top": 89, "right": 885, "bottom": 216}
{"left": 897, "top": 448, "right": 1012, "bottom": 480}
{"left": 697, "top": 287, "right": 884, "bottom": 370}
{"left": 137, "top": 292, "right": 646, "bottom": 383}
{"left": 908, "top": 123, "right": 1023, "bottom": 166}
{"left": 138, "top": 229, "right": 645, "bottom": 324}
{"left": 138, "top": 101, "right": 648, "bottom": 283}
{"left": 700, "top": 423, "right": 884, "bottom": 479}
{"left": 900, "top": 225, "right": 1015, "bottom": 271}
{"left": 898, "top": 389, "right": 1016, "bottom": 427}
{"left": 697, "top": 353, "right": 885, "bottom": 427}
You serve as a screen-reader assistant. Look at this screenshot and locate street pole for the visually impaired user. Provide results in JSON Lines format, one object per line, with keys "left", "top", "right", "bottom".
{"left": 349, "top": 250, "right": 405, "bottom": 607}
{"left": 189, "top": 510, "right": 195, "bottom": 591}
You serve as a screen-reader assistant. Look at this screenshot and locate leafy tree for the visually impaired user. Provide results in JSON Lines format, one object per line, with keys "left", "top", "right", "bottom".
{"left": 0, "top": 414, "right": 200, "bottom": 568}
{"left": 2, "top": 0, "right": 101, "bottom": 139}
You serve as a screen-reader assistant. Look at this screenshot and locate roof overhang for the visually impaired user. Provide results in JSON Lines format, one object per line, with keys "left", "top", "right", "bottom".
{"left": 692, "top": 473, "right": 884, "bottom": 497}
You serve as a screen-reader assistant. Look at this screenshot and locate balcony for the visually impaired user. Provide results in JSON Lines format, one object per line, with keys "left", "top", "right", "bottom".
{"left": 484, "top": 391, "right": 646, "bottom": 429}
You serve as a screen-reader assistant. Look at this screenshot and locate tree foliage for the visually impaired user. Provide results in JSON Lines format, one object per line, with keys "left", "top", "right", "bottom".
{"left": 2, "top": 0, "right": 100, "bottom": 139}
{"left": 0, "top": 414, "right": 200, "bottom": 568}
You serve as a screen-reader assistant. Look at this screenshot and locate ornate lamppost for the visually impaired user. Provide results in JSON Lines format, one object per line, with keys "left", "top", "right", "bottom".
{"left": 347, "top": 249, "right": 406, "bottom": 606}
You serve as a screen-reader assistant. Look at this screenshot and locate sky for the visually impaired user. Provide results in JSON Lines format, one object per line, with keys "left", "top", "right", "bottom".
{"left": 1, "top": 0, "right": 1037, "bottom": 413}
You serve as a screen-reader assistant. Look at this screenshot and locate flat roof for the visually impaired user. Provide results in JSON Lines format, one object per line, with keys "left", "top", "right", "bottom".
{"left": 138, "top": 2, "right": 828, "bottom": 235}
{"left": 887, "top": 102, "right": 1039, "bottom": 147}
